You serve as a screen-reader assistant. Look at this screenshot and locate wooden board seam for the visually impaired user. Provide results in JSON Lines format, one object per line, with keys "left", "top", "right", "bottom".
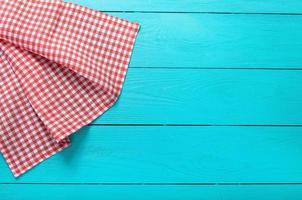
{"left": 104, "top": 11, "right": 302, "bottom": 16}
{"left": 87, "top": 124, "right": 302, "bottom": 127}
{"left": 3, "top": 182, "right": 302, "bottom": 185}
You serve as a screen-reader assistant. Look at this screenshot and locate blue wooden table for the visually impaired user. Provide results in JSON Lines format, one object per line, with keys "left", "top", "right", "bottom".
{"left": 2, "top": 1, "right": 302, "bottom": 199}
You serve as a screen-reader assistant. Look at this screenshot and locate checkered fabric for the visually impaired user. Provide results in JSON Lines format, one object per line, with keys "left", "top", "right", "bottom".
{"left": 0, "top": 0, "right": 139, "bottom": 177}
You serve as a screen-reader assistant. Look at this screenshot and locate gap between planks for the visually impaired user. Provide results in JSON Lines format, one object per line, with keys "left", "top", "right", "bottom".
{"left": 130, "top": 67, "right": 302, "bottom": 70}
{"left": 88, "top": 124, "right": 302, "bottom": 127}
{"left": 104, "top": 11, "right": 302, "bottom": 16}
{"left": 3, "top": 183, "right": 302, "bottom": 185}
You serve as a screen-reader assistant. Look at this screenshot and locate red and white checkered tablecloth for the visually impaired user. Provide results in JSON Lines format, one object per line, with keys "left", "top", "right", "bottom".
{"left": 0, "top": 0, "right": 139, "bottom": 177}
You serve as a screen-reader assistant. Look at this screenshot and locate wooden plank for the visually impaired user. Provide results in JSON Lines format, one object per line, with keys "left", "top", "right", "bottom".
{"left": 92, "top": 68, "right": 302, "bottom": 125}
{"left": 107, "top": 13, "right": 301, "bottom": 69}
{"left": 2, "top": 126, "right": 302, "bottom": 182}
{"left": 2, "top": 184, "right": 302, "bottom": 200}
{"left": 67, "top": 0, "right": 302, "bottom": 13}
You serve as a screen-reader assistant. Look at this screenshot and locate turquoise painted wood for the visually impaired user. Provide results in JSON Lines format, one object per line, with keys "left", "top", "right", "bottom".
{"left": 3, "top": 185, "right": 302, "bottom": 200}
{"left": 2, "top": 0, "right": 302, "bottom": 199}
{"left": 112, "top": 13, "right": 302, "bottom": 69}
{"left": 68, "top": 0, "right": 302, "bottom": 13}
{"left": 93, "top": 68, "right": 302, "bottom": 125}
{"left": 2, "top": 126, "right": 302, "bottom": 183}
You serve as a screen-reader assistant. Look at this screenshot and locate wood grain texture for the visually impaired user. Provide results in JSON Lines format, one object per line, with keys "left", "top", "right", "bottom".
{"left": 93, "top": 68, "right": 302, "bottom": 125}
{"left": 112, "top": 13, "right": 302, "bottom": 69}
{"left": 3, "top": 185, "right": 302, "bottom": 200}
{"left": 2, "top": 126, "right": 302, "bottom": 183}
{"left": 67, "top": 0, "right": 302, "bottom": 13}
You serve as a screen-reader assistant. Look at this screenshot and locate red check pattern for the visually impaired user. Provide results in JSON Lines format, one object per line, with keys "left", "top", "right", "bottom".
{"left": 0, "top": 0, "right": 139, "bottom": 177}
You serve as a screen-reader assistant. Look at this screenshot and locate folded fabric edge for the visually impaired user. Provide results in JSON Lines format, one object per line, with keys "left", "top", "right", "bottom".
{"left": 53, "top": 23, "right": 141, "bottom": 142}
{"left": 0, "top": 21, "right": 140, "bottom": 143}
{"left": 1, "top": 139, "right": 70, "bottom": 177}
{"left": 0, "top": 44, "right": 73, "bottom": 178}
{"left": 16, "top": 23, "right": 140, "bottom": 175}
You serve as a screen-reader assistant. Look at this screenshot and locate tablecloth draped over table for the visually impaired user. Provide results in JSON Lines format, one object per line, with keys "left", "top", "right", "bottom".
{"left": 0, "top": 0, "right": 140, "bottom": 177}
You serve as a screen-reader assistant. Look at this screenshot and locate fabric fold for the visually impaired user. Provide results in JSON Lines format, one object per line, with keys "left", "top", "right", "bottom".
{"left": 0, "top": 0, "right": 139, "bottom": 176}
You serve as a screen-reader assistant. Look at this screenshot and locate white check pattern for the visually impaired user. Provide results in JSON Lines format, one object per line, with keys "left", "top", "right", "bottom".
{"left": 0, "top": 0, "right": 139, "bottom": 177}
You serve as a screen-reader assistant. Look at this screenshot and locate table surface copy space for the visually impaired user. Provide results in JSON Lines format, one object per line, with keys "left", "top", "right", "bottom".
{"left": 2, "top": 1, "right": 302, "bottom": 199}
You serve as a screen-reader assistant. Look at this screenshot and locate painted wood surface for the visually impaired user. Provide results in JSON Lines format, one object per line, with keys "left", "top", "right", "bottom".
{"left": 112, "top": 13, "right": 302, "bottom": 69}
{"left": 2, "top": 0, "right": 302, "bottom": 199}
{"left": 93, "top": 68, "right": 302, "bottom": 125}
{"left": 2, "top": 126, "right": 302, "bottom": 183}
{"left": 69, "top": 0, "right": 302, "bottom": 13}
{"left": 3, "top": 185, "right": 302, "bottom": 200}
